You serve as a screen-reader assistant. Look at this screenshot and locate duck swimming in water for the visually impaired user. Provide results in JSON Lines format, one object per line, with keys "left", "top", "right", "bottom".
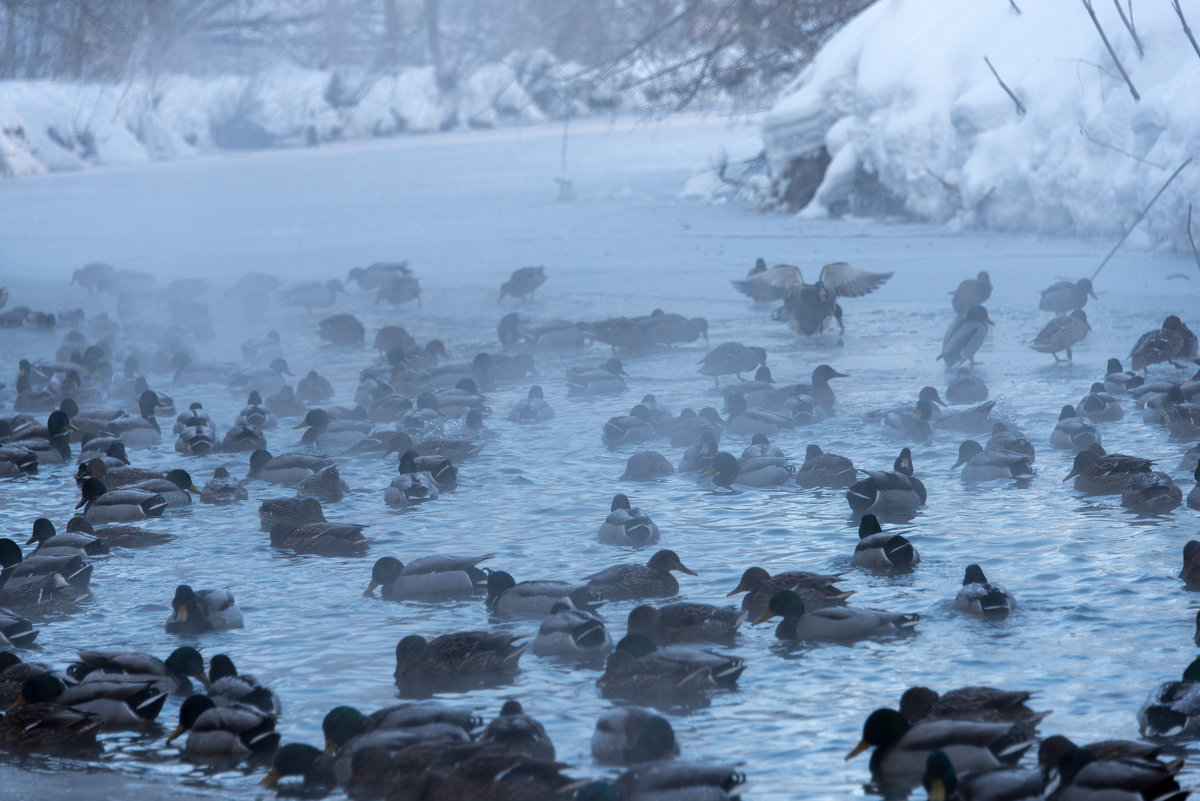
{"left": 851, "top": 514, "right": 919, "bottom": 572}
{"left": 952, "top": 440, "right": 1033, "bottom": 483}
{"left": 598, "top": 494, "right": 660, "bottom": 547}
{"left": 846, "top": 449, "right": 927, "bottom": 519}
{"left": 952, "top": 564, "right": 1016, "bottom": 620}
{"left": 1063, "top": 447, "right": 1153, "bottom": 495}
{"left": 794, "top": 444, "right": 855, "bottom": 488}
{"left": 1049, "top": 405, "right": 1101, "bottom": 452}
{"left": 77, "top": 477, "right": 168, "bottom": 523}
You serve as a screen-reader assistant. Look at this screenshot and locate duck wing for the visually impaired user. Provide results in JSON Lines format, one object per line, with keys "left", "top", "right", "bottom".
{"left": 819, "top": 262, "right": 892, "bottom": 298}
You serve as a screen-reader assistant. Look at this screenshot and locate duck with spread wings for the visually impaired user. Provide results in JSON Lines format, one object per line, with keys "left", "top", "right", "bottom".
{"left": 770, "top": 261, "right": 893, "bottom": 336}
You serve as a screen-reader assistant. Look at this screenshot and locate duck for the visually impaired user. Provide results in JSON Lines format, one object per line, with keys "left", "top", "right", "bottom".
{"left": 697, "top": 342, "right": 767, "bottom": 384}
{"left": 107, "top": 390, "right": 165, "bottom": 448}
{"left": 485, "top": 570, "right": 598, "bottom": 618}
{"left": 236, "top": 390, "right": 278, "bottom": 429}
{"left": 883, "top": 399, "right": 936, "bottom": 443}
{"left": 567, "top": 358, "right": 627, "bottom": 396}
{"left": 1120, "top": 470, "right": 1182, "bottom": 514}
{"left": 1031, "top": 308, "right": 1090, "bottom": 361}
{"left": 575, "top": 762, "right": 746, "bottom": 801}
{"left": 726, "top": 566, "right": 851, "bottom": 618}
{"left": 384, "top": 451, "right": 441, "bottom": 508}
{"left": 1048, "top": 746, "right": 1186, "bottom": 801}
{"left": 590, "top": 707, "right": 679, "bottom": 765}
{"left": 0, "top": 686, "right": 102, "bottom": 751}
{"left": 1162, "top": 385, "right": 1200, "bottom": 440}
{"left": 627, "top": 602, "right": 745, "bottom": 646}
{"left": 229, "top": 357, "right": 293, "bottom": 397}
{"left": 393, "top": 631, "right": 524, "bottom": 695}
{"left": 499, "top": 265, "right": 547, "bottom": 302}
{"left": 77, "top": 477, "right": 167, "bottom": 523}
{"left": 899, "top": 686, "right": 1041, "bottom": 725}
{"left": 952, "top": 271, "right": 992, "bottom": 315}
{"left": 206, "top": 654, "right": 281, "bottom": 715}
{"left": 952, "top": 565, "right": 1016, "bottom": 620}
{"left": 365, "top": 554, "right": 490, "bottom": 600}
{"left": 794, "top": 444, "right": 856, "bottom": 488}
{"left": 939, "top": 306, "right": 993, "bottom": 367}
{"left": 602, "top": 406, "right": 656, "bottom": 448}
{"left": 1138, "top": 656, "right": 1200, "bottom": 737}
{"left": 851, "top": 514, "right": 920, "bottom": 572}
{"left": 64, "top": 516, "right": 176, "bottom": 549}
{"left": 1189, "top": 463, "right": 1200, "bottom": 510}
{"left": 258, "top": 496, "right": 325, "bottom": 531}
{"left": 1050, "top": 405, "right": 1101, "bottom": 452}
{"left": 67, "top": 646, "right": 208, "bottom": 696}
{"left": 1039, "top": 277, "right": 1096, "bottom": 314}
{"left": 723, "top": 393, "right": 792, "bottom": 438}
{"left": 0, "top": 606, "right": 36, "bottom": 647}
{"left": 774, "top": 261, "right": 893, "bottom": 335}
{"left": 935, "top": 399, "right": 997, "bottom": 434}
{"left": 599, "top": 494, "right": 660, "bottom": 546}
{"left": 1130, "top": 315, "right": 1198, "bottom": 370}
{"left": 587, "top": 316, "right": 655, "bottom": 352}
{"left": 269, "top": 522, "right": 369, "bottom": 555}
{"left": 0, "top": 442, "right": 38, "bottom": 477}
{"left": 281, "top": 279, "right": 344, "bottom": 310}
{"left": 241, "top": 330, "right": 284, "bottom": 364}
{"left": 1103, "top": 357, "right": 1146, "bottom": 395}
{"left": 731, "top": 259, "right": 798, "bottom": 302}
{"left": 176, "top": 422, "right": 218, "bottom": 456}
{"left": 296, "top": 464, "right": 350, "bottom": 501}
{"left": 598, "top": 633, "right": 744, "bottom": 703}
{"left": 217, "top": 423, "right": 263, "bottom": 454}
{"left": 173, "top": 402, "right": 213, "bottom": 434}
{"left": 166, "top": 694, "right": 279, "bottom": 757}
{"left": 952, "top": 441, "right": 1033, "bottom": 483}
{"left": 620, "top": 450, "right": 674, "bottom": 481}
{"left": 661, "top": 406, "right": 723, "bottom": 448}
{"left": 584, "top": 550, "right": 696, "bottom": 601}
{"left": 700, "top": 450, "right": 784, "bottom": 489}
{"left": 1180, "top": 541, "right": 1200, "bottom": 589}
{"left": 755, "top": 589, "right": 918, "bottom": 642}
{"left": 846, "top": 448, "right": 928, "bottom": 519}
{"left": 25, "top": 517, "right": 108, "bottom": 557}
{"left": 317, "top": 314, "right": 365, "bottom": 347}
{"left": 984, "top": 423, "right": 1035, "bottom": 463}
{"left": 247, "top": 449, "right": 332, "bottom": 484}
{"left": 1077, "top": 382, "right": 1123, "bottom": 422}
{"left": 348, "top": 261, "right": 410, "bottom": 290}
{"left": 7, "top": 409, "right": 74, "bottom": 464}
{"left": 639, "top": 310, "right": 708, "bottom": 346}
{"left": 531, "top": 602, "right": 611, "bottom": 658}
{"left": 124, "top": 468, "right": 200, "bottom": 507}
{"left": 477, "top": 699, "right": 554, "bottom": 760}
{"left": 293, "top": 408, "right": 373, "bottom": 450}
{"left": 165, "top": 585, "right": 244, "bottom": 634}
{"left": 508, "top": 385, "right": 554, "bottom": 422}
{"left": 945, "top": 367, "right": 989, "bottom": 405}
{"left": 867, "top": 386, "right": 946, "bottom": 424}
{"left": 846, "top": 707, "right": 1034, "bottom": 780}
{"left": 14, "top": 672, "right": 168, "bottom": 727}
{"left": 922, "top": 750, "right": 1044, "bottom": 801}
{"left": 199, "top": 467, "right": 248, "bottom": 505}
{"left": 1064, "top": 447, "right": 1154, "bottom": 495}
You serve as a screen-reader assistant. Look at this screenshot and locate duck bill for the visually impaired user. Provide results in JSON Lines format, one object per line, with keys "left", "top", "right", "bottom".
{"left": 751, "top": 609, "right": 775, "bottom": 625}
{"left": 165, "top": 725, "right": 186, "bottom": 745}
{"left": 292, "top": 421, "right": 309, "bottom": 430}
{"left": 75, "top": 495, "right": 88, "bottom": 509}
{"left": 1088, "top": 289, "right": 1098, "bottom": 299}
{"left": 7, "top": 697, "right": 26, "bottom": 712}
{"left": 726, "top": 581, "right": 748, "bottom": 597}
{"left": 845, "top": 738, "right": 870, "bottom": 760}
{"left": 188, "top": 484, "right": 201, "bottom": 493}
{"left": 831, "top": 370, "right": 848, "bottom": 379}
{"left": 927, "top": 778, "right": 947, "bottom": 801}
{"left": 673, "top": 561, "right": 697, "bottom": 576}
{"left": 173, "top": 605, "right": 188, "bottom": 623}
{"left": 259, "top": 768, "right": 281, "bottom": 786}
{"left": 363, "top": 579, "right": 380, "bottom": 597}
{"left": 1062, "top": 469, "right": 1079, "bottom": 482}
{"left": 323, "top": 740, "right": 338, "bottom": 757}
{"left": 951, "top": 458, "right": 966, "bottom": 469}
{"left": 699, "top": 465, "right": 715, "bottom": 479}
{"left": 198, "top": 671, "right": 211, "bottom": 687}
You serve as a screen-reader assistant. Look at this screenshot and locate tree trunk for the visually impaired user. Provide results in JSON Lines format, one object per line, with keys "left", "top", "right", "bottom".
{"left": 2, "top": 3, "right": 17, "bottom": 80}
{"left": 381, "top": 0, "right": 400, "bottom": 68}
{"left": 425, "top": 0, "right": 443, "bottom": 89}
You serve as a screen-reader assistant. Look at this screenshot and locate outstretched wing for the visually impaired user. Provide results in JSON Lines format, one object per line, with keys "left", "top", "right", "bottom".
{"left": 731, "top": 264, "right": 804, "bottom": 302}
{"left": 818, "top": 262, "right": 892, "bottom": 298}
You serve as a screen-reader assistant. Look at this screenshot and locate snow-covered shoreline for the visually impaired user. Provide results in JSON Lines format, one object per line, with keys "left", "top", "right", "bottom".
{"left": 758, "top": 0, "right": 1200, "bottom": 252}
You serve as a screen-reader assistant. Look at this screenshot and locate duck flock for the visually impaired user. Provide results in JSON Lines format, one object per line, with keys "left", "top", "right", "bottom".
{"left": 0, "top": 256, "right": 1198, "bottom": 801}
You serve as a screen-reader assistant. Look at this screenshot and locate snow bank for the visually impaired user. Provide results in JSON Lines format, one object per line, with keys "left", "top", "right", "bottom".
{"left": 761, "top": 0, "right": 1200, "bottom": 250}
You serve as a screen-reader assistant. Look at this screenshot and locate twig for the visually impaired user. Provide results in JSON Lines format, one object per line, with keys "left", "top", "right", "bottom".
{"left": 1111, "top": 0, "right": 1144, "bottom": 57}
{"left": 925, "top": 167, "right": 961, "bottom": 198}
{"left": 1173, "top": 0, "right": 1200, "bottom": 62}
{"left": 1009, "top": 0, "right": 1021, "bottom": 12}
{"left": 1092, "top": 157, "right": 1192, "bottom": 280}
{"left": 1188, "top": 205, "right": 1200, "bottom": 274}
{"left": 983, "top": 56, "right": 1026, "bottom": 116}
{"left": 1078, "top": 124, "right": 1167, "bottom": 168}
{"left": 1081, "top": 0, "right": 1140, "bottom": 101}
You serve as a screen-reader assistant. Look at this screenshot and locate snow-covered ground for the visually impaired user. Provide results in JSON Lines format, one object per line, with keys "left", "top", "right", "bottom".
{"left": 757, "top": 0, "right": 1200, "bottom": 252}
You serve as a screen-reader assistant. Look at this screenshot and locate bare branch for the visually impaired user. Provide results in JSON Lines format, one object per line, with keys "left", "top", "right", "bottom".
{"left": 1092, "top": 157, "right": 1192, "bottom": 280}
{"left": 1173, "top": 0, "right": 1200, "bottom": 62}
{"left": 1111, "top": 0, "right": 1143, "bottom": 57}
{"left": 983, "top": 55, "right": 1026, "bottom": 116}
{"left": 1009, "top": 0, "right": 1022, "bottom": 13}
{"left": 1078, "top": 125, "right": 1167, "bottom": 168}
{"left": 1081, "top": 0, "right": 1140, "bottom": 101}
{"left": 1189, "top": 205, "right": 1200, "bottom": 274}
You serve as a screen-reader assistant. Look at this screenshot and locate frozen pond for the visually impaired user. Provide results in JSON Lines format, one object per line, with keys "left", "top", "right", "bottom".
{"left": 0, "top": 114, "right": 1198, "bottom": 800}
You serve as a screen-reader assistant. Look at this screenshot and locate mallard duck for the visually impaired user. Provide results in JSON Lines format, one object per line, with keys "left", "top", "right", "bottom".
{"left": 348, "top": 261, "right": 409, "bottom": 290}
{"left": 661, "top": 407, "right": 723, "bottom": 448}
{"left": 247, "top": 449, "right": 332, "bottom": 484}
{"left": 627, "top": 602, "right": 745, "bottom": 646}
{"left": 296, "top": 464, "right": 349, "bottom": 501}
{"left": 883, "top": 399, "right": 935, "bottom": 443}
{"left": 614, "top": 450, "right": 670, "bottom": 482}
{"left": 900, "top": 686, "right": 1040, "bottom": 725}
{"left": 952, "top": 565, "right": 1016, "bottom": 620}
{"left": 509, "top": 385, "right": 554, "bottom": 422}
{"left": 485, "top": 571, "right": 598, "bottom": 618}
{"left": 1031, "top": 308, "right": 1090, "bottom": 361}
{"left": 851, "top": 514, "right": 919, "bottom": 571}
{"left": 25, "top": 517, "right": 107, "bottom": 557}
{"left": 524, "top": 318, "right": 588, "bottom": 349}
{"left": 175, "top": 422, "right": 218, "bottom": 455}
{"left": 206, "top": 654, "right": 280, "bottom": 715}
{"left": 260, "top": 742, "right": 333, "bottom": 789}
{"left": 946, "top": 367, "right": 989, "bottom": 405}
{"left": 846, "top": 449, "right": 928, "bottom": 519}
{"left": 1162, "top": 385, "right": 1200, "bottom": 440}
{"left": 77, "top": 477, "right": 167, "bottom": 523}
{"left": 952, "top": 271, "right": 992, "bottom": 315}
{"left": 586, "top": 316, "right": 655, "bottom": 353}
{"left": 639, "top": 310, "right": 708, "bottom": 346}
{"left": 365, "top": 554, "right": 489, "bottom": 600}
{"left": 1040, "top": 277, "right": 1096, "bottom": 314}
{"left": 1120, "top": 471, "right": 1182, "bottom": 514}
{"left": 376, "top": 274, "right": 422, "bottom": 308}
{"left": 938, "top": 306, "right": 993, "bottom": 367}
{"left": 1181, "top": 541, "right": 1200, "bottom": 589}
{"left": 726, "top": 566, "right": 851, "bottom": 617}
{"left": 700, "top": 450, "right": 788, "bottom": 488}
{"left": 756, "top": 589, "right": 918, "bottom": 641}
{"left": 1048, "top": 746, "right": 1186, "bottom": 801}
{"left": 0, "top": 689, "right": 102, "bottom": 751}
{"left": 293, "top": 408, "right": 372, "bottom": 450}
{"left": 199, "top": 467, "right": 248, "bottom": 505}
{"left": 1050, "top": 405, "right": 1101, "bottom": 452}
{"left": 531, "top": 602, "right": 611, "bottom": 658}
{"left": 216, "top": 423, "right": 263, "bottom": 454}
{"left": 775, "top": 261, "right": 893, "bottom": 335}
{"left": 923, "top": 749, "right": 1044, "bottom": 801}
{"left": 567, "top": 358, "right": 628, "bottom": 396}
{"left": 15, "top": 672, "right": 167, "bottom": 726}
{"left": 269, "top": 522, "right": 369, "bottom": 555}
{"left": 1138, "top": 656, "right": 1200, "bottom": 737}
{"left": 68, "top": 646, "right": 207, "bottom": 696}
{"left": 167, "top": 694, "right": 279, "bottom": 757}
{"left": 499, "top": 265, "right": 547, "bottom": 302}
{"left": 165, "top": 585, "right": 244, "bottom": 634}
{"left": 591, "top": 707, "right": 678, "bottom": 765}
{"left": 0, "top": 606, "right": 36, "bottom": 647}
{"left": 393, "top": 631, "right": 524, "bottom": 695}
{"left": 794, "top": 444, "right": 855, "bottom": 488}
{"left": 584, "top": 549, "right": 695, "bottom": 601}
{"left": 1077, "top": 382, "right": 1123, "bottom": 423}
{"left": 107, "top": 390, "right": 165, "bottom": 448}
{"left": 317, "top": 313, "right": 364, "bottom": 347}
{"left": 952, "top": 441, "right": 1033, "bottom": 483}
{"left": 597, "top": 633, "right": 744, "bottom": 702}
{"left": 0, "top": 443, "right": 38, "bottom": 476}
{"left": 124, "top": 468, "right": 199, "bottom": 507}
{"left": 1064, "top": 447, "right": 1153, "bottom": 495}
{"left": 0, "top": 537, "right": 92, "bottom": 603}
{"left": 785, "top": 364, "right": 848, "bottom": 413}
{"left": 723, "top": 393, "right": 791, "bottom": 438}
{"left": 698, "top": 342, "right": 767, "bottom": 384}
{"left": 603, "top": 406, "right": 656, "bottom": 448}
{"left": 384, "top": 451, "right": 441, "bottom": 508}
{"left": 1130, "top": 315, "right": 1198, "bottom": 370}
{"left": 65, "top": 516, "right": 176, "bottom": 549}
{"left": 935, "top": 400, "right": 996, "bottom": 434}
{"left": 229, "top": 358, "right": 293, "bottom": 397}
{"left": 867, "top": 386, "right": 946, "bottom": 424}
{"left": 1189, "top": 463, "right": 1200, "bottom": 510}
{"left": 477, "top": 700, "right": 554, "bottom": 760}
{"left": 1037, "top": 735, "right": 1165, "bottom": 777}
{"left": 576, "top": 762, "right": 745, "bottom": 801}
{"left": 732, "top": 258, "right": 797, "bottom": 302}
{"left": 599, "top": 494, "right": 659, "bottom": 546}
{"left": 258, "top": 496, "right": 325, "bottom": 532}
{"left": 847, "top": 708, "right": 1034, "bottom": 779}
{"left": 235, "top": 391, "right": 278, "bottom": 430}
{"left": 7, "top": 409, "right": 74, "bottom": 463}
{"left": 1103, "top": 358, "right": 1145, "bottom": 395}
{"left": 173, "top": 402, "right": 213, "bottom": 434}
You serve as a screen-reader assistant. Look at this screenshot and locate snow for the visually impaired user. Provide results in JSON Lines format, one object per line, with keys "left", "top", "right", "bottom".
{"left": 761, "top": 0, "right": 1200, "bottom": 250}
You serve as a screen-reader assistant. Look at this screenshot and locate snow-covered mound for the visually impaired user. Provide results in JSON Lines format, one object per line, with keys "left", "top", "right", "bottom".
{"left": 761, "top": 0, "right": 1200, "bottom": 250}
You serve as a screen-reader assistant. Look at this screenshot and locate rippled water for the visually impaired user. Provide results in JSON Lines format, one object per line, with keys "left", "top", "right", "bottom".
{"left": 0, "top": 118, "right": 1199, "bottom": 801}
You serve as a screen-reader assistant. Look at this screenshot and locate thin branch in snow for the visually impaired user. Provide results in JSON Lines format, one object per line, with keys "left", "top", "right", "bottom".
{"left": 1189, "top": 205, "right": 1200, "bottom": 274}
{"left": 1009, "top": 0, "right": 1022, "bottom": 13}
{"left": 983, "top": 56, "right": 1026, "bottom": 116}
{"left": 1081, "top": 0, "right": 1140, "bottom": 101}
{"left": 1092, "top": 157, "right": 1192, "bottom": 280}
{"left": 1111, "top": 0, "right": 1144, "bottom": 57}
{"left": 1078, "top": 125, "right": 1167, "bottom": 168}
{"left": 1173, "top": 0, "right": 1200, "bottom": 62}
{"left": 924, "top": 168, "right": 962, "bottom": 199}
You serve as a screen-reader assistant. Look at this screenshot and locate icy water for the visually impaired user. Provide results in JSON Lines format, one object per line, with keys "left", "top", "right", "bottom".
{"left": 0, "top": 115, "right": 1198, "bottom": 801}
